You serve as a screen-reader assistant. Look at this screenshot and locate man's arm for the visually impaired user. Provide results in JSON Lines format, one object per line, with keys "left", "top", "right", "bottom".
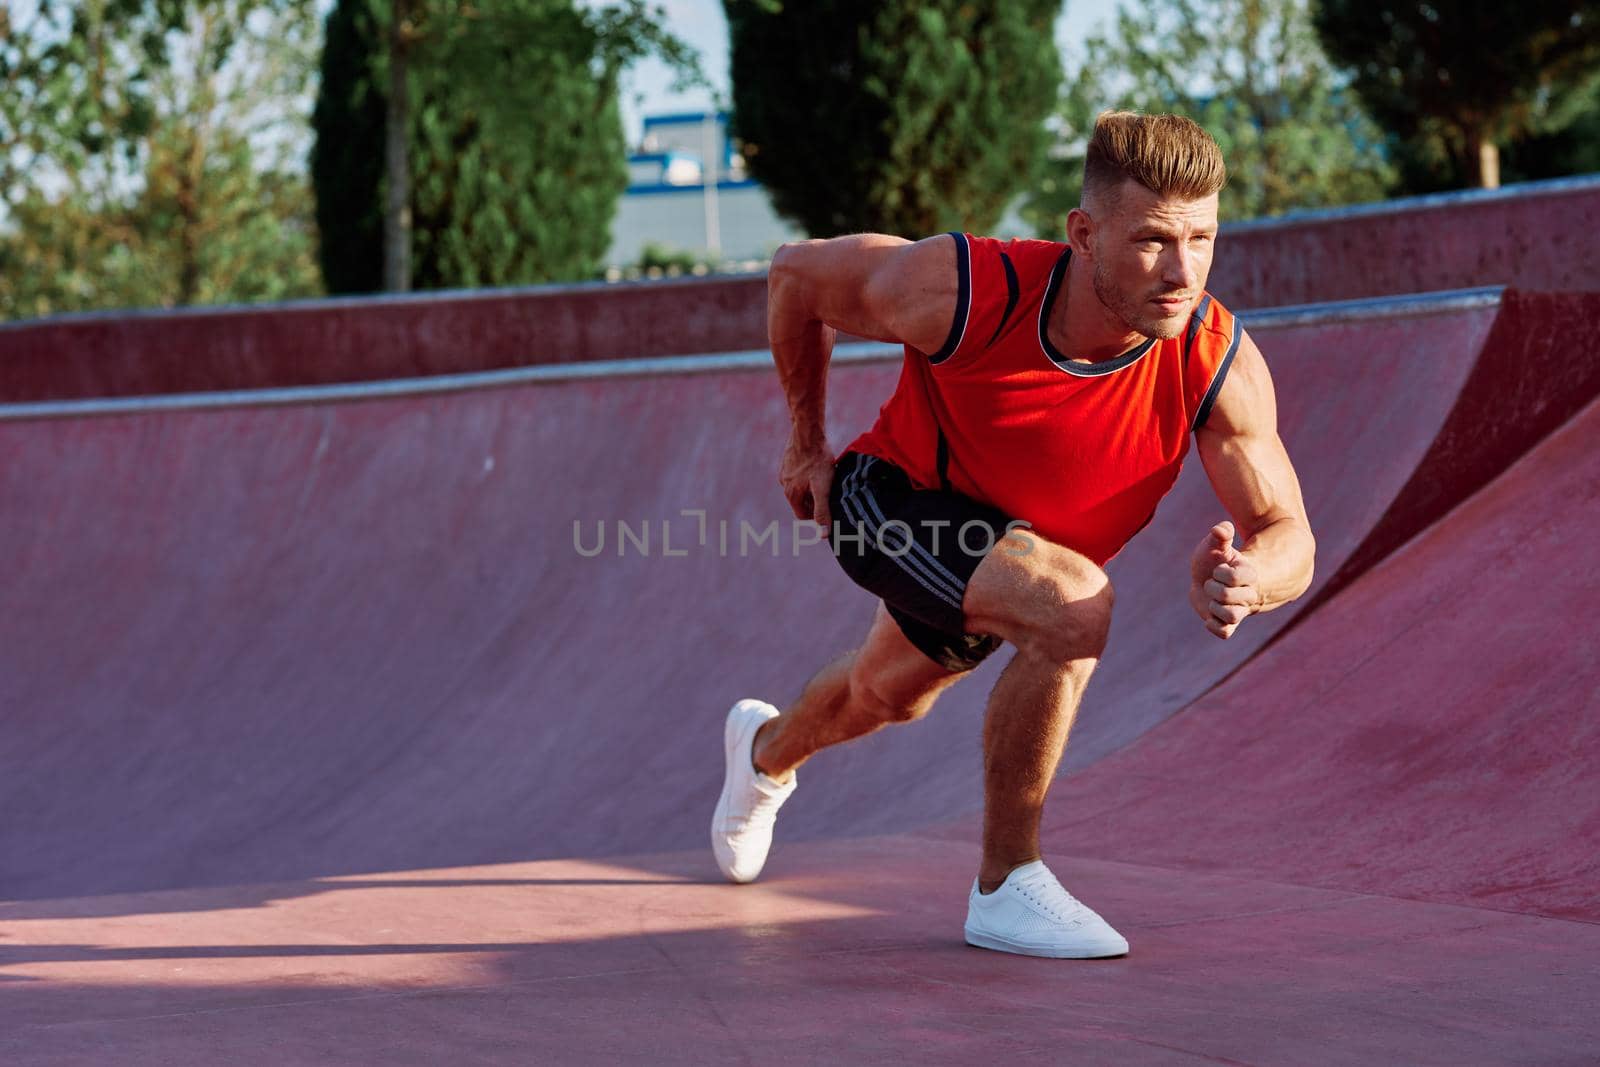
{"left": 1189, "top": 331, "right": 1316, "bottom": 639}
{"left": 766, "top": 233, "right": 959, "bottom": 526}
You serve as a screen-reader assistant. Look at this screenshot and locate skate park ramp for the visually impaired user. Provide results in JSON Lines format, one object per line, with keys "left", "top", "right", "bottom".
{"left": 1207, "top": 173, "right": 1600, "bottom": 307}
{"left": 3, "top": 286, "right": 1600, "bottom": 1062}
{"left": 1034, "top": 392, "right": 1600, "bottom": 924}
{"left": 1, "top": 174, "right": 1596, "bottom": 401}
{"left": 4, "top": 287, "right": 1598, "bottom": 899}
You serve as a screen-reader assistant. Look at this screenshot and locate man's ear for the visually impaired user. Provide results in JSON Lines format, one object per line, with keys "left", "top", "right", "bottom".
{"left": 1065, "top": 206, "right": 1095, "bottom": 259}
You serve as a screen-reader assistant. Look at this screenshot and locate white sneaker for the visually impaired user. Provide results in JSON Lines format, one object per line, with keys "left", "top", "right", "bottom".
{"left": 964, "top": 860, "right": 1129, "bottom": 959}
{"left": 710, "top": 699, "right": 796, "bottom": 884}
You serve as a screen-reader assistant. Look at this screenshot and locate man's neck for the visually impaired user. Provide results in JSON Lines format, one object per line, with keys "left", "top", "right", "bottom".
{"left": 1048, "top": 254, "right": 1147, "bottom": 364}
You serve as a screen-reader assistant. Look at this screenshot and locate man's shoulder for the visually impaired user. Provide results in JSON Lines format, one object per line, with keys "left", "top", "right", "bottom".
{"left": 967, "top": 232, "right": 1064, "bottom": 260}
{"left": 1188, "top": 290, "right": 1240, "bottom": 349}
{"left": 957, "top": 233, "right": 1067, "bottom": 285}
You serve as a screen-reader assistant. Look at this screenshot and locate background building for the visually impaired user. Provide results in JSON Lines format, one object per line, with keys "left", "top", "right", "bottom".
{"left": 607, "top": 111, "right": 803, "bottom": 270}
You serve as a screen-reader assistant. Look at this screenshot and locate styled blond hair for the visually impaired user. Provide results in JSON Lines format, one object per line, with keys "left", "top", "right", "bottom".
{"left": 1082, "top": 111, "right": 1226, "bottom": 207}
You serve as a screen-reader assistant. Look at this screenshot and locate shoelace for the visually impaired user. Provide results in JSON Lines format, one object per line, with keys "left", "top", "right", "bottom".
{"left": 1011, "top": 867, "right": 1088, "bottom": 926}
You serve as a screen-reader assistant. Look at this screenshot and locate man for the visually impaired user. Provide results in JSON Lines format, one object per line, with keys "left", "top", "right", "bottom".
{"left": 711, "top": 112, "right": 1316, "bottom": 958}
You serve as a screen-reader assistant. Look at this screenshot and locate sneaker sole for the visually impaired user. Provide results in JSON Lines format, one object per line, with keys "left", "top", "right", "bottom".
{"left": 964, "top": 926, "right": 1129, "bottom": 960}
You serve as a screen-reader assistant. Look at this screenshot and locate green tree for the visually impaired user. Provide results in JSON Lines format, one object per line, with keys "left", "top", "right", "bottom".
{"left": 311, "top": 0, "right": 698, "bottom": 294}
{"left": 311, "top": 0, "right": 388, "bottom": 294}
{"left": 1500, "top": 82, "right": 1600, "bottom": 184}
{"left": 0, "top": 0, "right": 322, "bottom": 320}
{"left": 1026, "top": 0, "right": 1393, "bottom": 236}
{"left": 723, "top": 0, "right": 1062, "bottom": 238}
{"left": 0, "top": 1, "right": 172, "bottom": 216}
{"left": 1313, "top": 1, "right": 1600, "bottom": 190}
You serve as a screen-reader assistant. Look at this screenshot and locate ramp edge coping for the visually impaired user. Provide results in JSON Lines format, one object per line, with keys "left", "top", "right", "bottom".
{"left": 1223, "top": 173, "right": 1600, "bottom": 233}
{"left": 0, "top": 287, "right": 1506, "bottom": 422}
{"left": 0, "top": 176, "right": 1584, "bottom": 333}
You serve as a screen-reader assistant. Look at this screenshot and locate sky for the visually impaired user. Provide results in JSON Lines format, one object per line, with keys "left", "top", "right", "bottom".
{"left": 609, "top": 0, "right": 1124, "bottom": 145}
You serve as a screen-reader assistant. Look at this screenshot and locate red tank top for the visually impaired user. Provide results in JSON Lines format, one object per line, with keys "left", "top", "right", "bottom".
{"left": 843, "top": 232, "right": 1242, "bottom": 566}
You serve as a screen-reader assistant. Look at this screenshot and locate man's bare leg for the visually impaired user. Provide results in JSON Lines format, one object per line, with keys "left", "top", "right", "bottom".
{"left": 962, "top": 530, "right": 1114, "bottom": 893}
{"left": 752, "top": 601, "right": 967, "bottom": 781}
{"left": 711, "top": 601, "right": 963, "bottom": 884}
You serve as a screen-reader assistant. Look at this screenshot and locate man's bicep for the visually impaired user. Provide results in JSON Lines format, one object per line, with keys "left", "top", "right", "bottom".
{"left": 1196, "top": 335, "right": 1309, "bottom": 539}
{"left": 770, "top": 233, "right": 958, "bottom": 353}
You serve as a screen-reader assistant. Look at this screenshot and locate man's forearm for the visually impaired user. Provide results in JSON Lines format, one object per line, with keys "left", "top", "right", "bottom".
{"left": 767, "top": 255, "right": 835, "bottom": 448}
{"left": 1239, "top": 518, "right": 1316, "bottom": 613}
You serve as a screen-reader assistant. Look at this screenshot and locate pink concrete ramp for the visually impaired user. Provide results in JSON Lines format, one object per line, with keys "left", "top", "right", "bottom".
{"left": 1208, "top": 173, "right": 1600, "bottom": 307}
{"left": 3, "top": 289, "right": 1590, "bottom": 903}
{"left": 3, "top": 290, "right": 1600, "bottom": 1062}
{"left": 0, "top": 275, "right": 774, "bottom": 401}
{"left": 1021, "top": 389, "right": 1600, "bottom": 924}
{"left": 4, "top": 398, "right": 1599, "bottom": 1060}
{"left": 2, "top": 175, "right": 1595, "bottom": 405}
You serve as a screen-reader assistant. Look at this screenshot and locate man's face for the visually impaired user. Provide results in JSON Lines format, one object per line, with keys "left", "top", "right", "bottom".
{"left": 1077, "top": 180, "right": 1220, "bottom": 339}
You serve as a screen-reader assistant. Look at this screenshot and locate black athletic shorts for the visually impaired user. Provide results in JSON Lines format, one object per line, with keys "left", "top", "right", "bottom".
{"left": 826, "top": 450, "right": 1015, "bottom": 672}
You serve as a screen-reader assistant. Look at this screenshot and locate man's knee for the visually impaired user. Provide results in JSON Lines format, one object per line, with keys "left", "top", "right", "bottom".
{"left": 1011, "top": 562, "right": 1115, "bottom": 663}
{"left": 968, "top": 534, "right": 1114, "bottom": 657}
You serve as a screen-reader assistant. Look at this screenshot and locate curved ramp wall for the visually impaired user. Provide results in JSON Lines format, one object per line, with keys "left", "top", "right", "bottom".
{"left": 1208, "top": 174, "right": 1600, "bottom": 308}
{"left": 1035, "top": 394, "right": 1600, "bottom": 923}
{"left": 1, "top": 176, "right": 1595, "bottom": 403}
{"left": 6, "top": 290, "right": 1596, "bottom": 900}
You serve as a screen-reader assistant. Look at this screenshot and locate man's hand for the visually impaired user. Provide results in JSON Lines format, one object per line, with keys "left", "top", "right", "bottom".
{"left": 1189, "top": 521, "right": 1263, "bottom": 640}
{"left": 780, "top": 435, "right": 836, "bottom": 528}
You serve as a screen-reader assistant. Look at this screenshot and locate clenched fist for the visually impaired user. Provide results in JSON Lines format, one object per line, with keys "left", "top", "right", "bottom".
{"left": 1189, "top": 521, "right": 1263, "bottom": 639}
{"left": 779, "top": 435, "right": 836, "bottom": 528}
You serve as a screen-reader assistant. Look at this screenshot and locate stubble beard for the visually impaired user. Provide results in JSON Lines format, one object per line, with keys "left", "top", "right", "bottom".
{"left": 1092, "top": 259, "right": 1189, "bottom": 340}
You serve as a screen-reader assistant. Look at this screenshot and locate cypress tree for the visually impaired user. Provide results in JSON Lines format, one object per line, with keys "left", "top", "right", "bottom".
{"left": 723, "top": 0, "right": 1062, "bottom": 238}
{"left": 312, "top": 0, "right": 651, "bottom": 292}
{"left": 312, "top": 0, "right": 387, "bottom": 295}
